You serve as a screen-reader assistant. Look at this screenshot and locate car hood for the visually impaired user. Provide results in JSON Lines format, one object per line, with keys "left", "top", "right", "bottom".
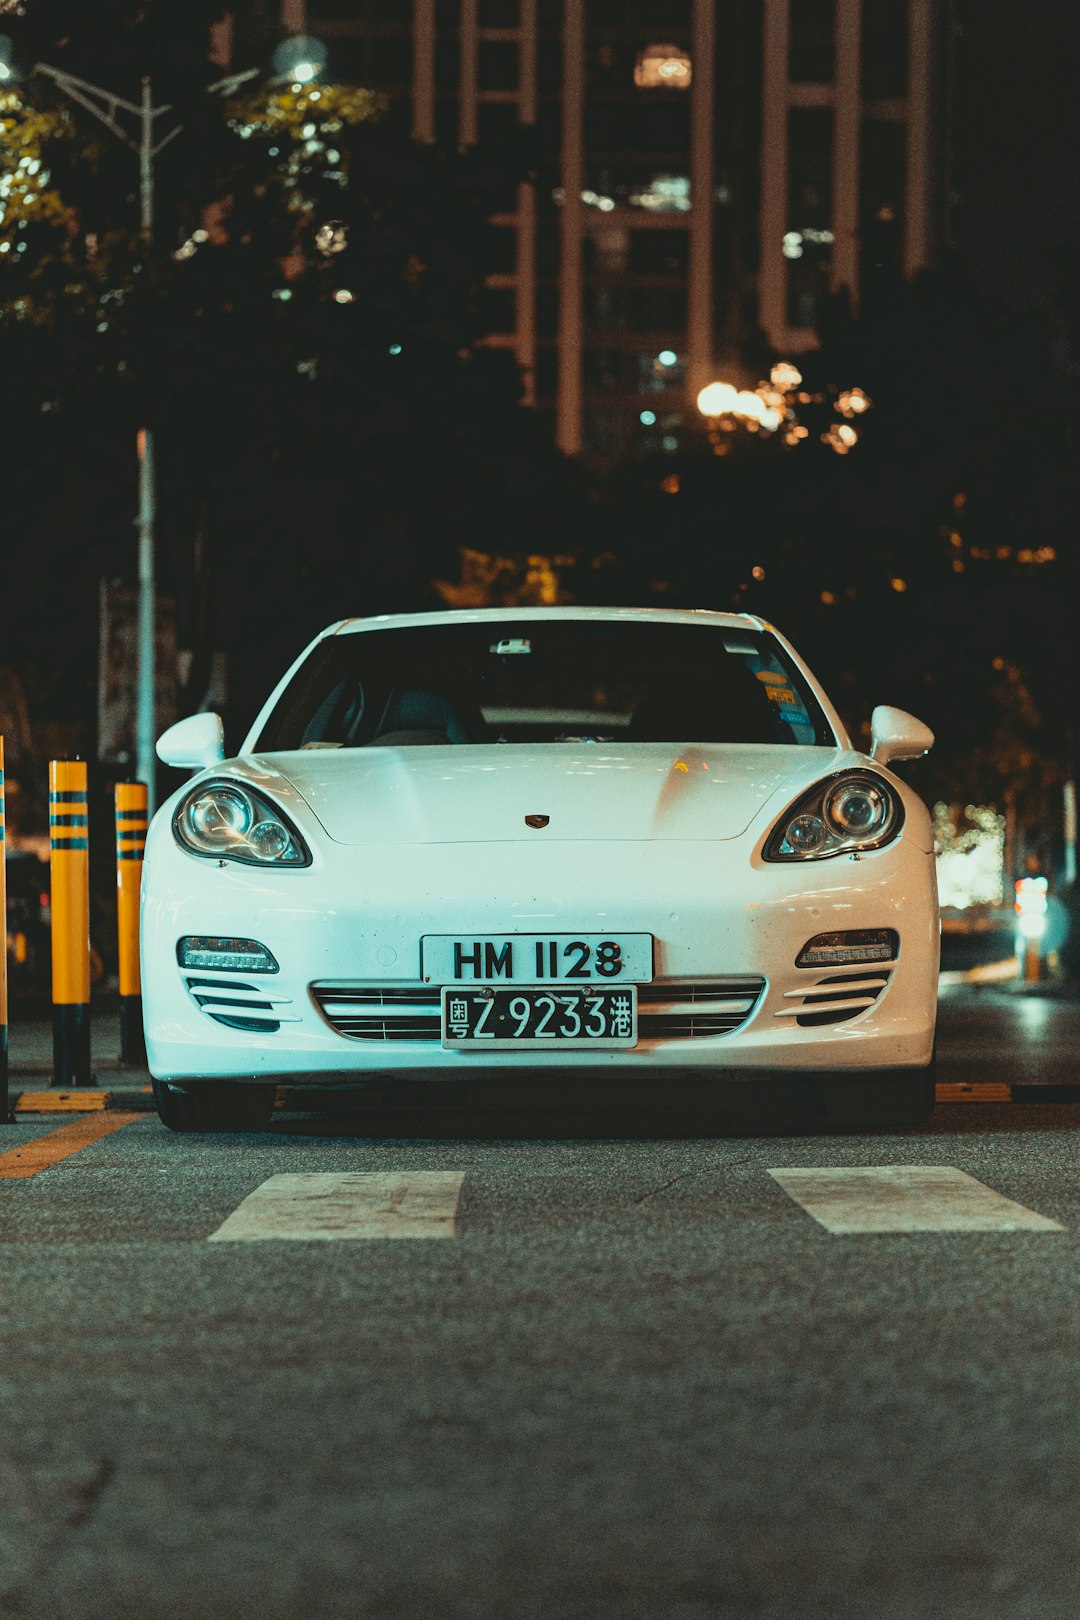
{"left": 253, "top": 744, "right": 860, "bottom": 846}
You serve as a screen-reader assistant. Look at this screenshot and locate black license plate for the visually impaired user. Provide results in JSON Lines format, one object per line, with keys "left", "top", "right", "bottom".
{"left": 441, "top": 986, "right": 637, "bottom": 1049}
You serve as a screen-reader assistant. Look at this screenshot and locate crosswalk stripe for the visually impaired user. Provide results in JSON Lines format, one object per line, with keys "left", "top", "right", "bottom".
{"left": 0, "top": 1113, "right": 144, "bottom": 1180}
{"left": 206, "top": 1171, "right": 466, "bottom": 1243}
{"left": 767, "top": 1165, "right": 1064, "bottom": 1234}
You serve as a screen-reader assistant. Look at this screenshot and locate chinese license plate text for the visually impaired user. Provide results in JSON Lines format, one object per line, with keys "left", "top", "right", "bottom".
{"left": 441, "top": 986, "right": 637, "bottom": 1049}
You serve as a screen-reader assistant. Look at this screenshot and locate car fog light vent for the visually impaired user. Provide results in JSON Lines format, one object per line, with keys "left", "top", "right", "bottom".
{"left": 207, "top": 1012, "right": 282, "bottom": 1034}
{"left": 777, "top": 967, "right": 894, "bottom": 1028}
{"left": 796, "top": 929, "right": 898, "bottom": 968}
{"left": 177, "top": 936, "right": 279, "bottom": 974}
{"left": 182, "top": 969, "right": 298, "bottom": 1033}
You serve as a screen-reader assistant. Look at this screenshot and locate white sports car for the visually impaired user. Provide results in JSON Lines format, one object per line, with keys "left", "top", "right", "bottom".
{"left": 144, "top": 607, "right": 939, "bottom": 1131}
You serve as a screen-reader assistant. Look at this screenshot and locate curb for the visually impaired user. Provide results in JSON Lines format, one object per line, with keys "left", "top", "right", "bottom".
{"left": 938, "top": 960, "right": 1020, "bottom": 988}
{"left": 938, "top": 962, "right": 1080, "bottom": 1000}
{"left": 11, "top": 1087, "right": 156, "bottom": 1116}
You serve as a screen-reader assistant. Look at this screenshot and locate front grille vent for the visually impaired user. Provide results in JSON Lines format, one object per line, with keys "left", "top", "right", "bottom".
{"left": 313, "top": 978, "right": 765, "bottom": 1043}
{"left": 182, "top": 973, "right": 297, "bottom": 1034}
{"left": 637, "top": 979, "right": 764, "bottom": 1039}
{"left": 776, "top": 968, "right": 894, "bottom": 1029}
{"left": 313, "top": 985, "right": 442, "bottom": 1042}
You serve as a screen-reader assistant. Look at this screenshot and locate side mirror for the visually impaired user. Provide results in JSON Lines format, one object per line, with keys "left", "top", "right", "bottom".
{"left": 156, "top": 713, "right": 226, "bottom": 770}
{"left": 870, "top": 705, "right": 934, "bottom": 766}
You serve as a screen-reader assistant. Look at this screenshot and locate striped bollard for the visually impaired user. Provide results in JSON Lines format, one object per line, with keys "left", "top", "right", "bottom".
{"left": 1, "top": 737, "right": 8, "bottom": 1120}
{"left": 115, "top": 781, "right": 148, "bottom": 1065}
{"left": 49, "top": 759, "right": 92, "bottom": 1087}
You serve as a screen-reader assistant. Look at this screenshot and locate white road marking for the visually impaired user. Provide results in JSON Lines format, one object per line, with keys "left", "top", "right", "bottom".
{"left": 207, "top": 1172, "right": 466, "bottom": 1243}
{"left": 767, "top": 1166, "right": 1064, "bottom": 1234}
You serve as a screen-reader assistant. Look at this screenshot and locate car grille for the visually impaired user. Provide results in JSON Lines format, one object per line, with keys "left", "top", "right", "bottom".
{"left": 311, "top": 979, "right": 765, "bottom": 1043}
{"left": 637, "top": 979, "right": 765, "bottom": 1038}
{"left": 774, "top": 969, "right": 895, "bottom": 1028}
{"left": 313, "top": 985, "right": 443, "bottom": 1042}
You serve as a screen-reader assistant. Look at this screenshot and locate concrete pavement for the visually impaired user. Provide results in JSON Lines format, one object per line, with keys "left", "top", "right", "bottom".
{"left": 4, "top": 1097, "right": 1080, "bottom": 1618}
{"left": 4, "top": 985, "right": 1080, "bottom": 1616}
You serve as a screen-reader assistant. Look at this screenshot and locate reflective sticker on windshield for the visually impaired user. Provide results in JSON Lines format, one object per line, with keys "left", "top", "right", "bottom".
{"left": 746, "top": 659, "right": 816, "bottom": 742}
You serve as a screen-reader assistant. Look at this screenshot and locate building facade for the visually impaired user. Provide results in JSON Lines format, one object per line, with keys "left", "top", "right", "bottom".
{"left": 238, "top": 1, "right": 941, "bottom": 462}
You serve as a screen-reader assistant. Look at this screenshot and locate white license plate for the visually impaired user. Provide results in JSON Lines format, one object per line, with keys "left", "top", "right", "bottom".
{"left": 442, "top": 986, "right": 637, "bottom": 1049}
{"left": 422, "top": 933, "right": 653, "bottom": 985}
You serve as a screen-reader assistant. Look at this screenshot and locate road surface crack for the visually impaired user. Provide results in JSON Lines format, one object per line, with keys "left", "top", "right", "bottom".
{"left": 1, "top": 1456, "right": 115, "bottom": 1613}
{"left": 635, "top": 1173, "right": 688, "bottom": 1205}
{"left": 634, "top": 1157, "right": 756, "bottom": 1205}
{"left": 62, "top": 1459, "right": 115, "bottom": 1527}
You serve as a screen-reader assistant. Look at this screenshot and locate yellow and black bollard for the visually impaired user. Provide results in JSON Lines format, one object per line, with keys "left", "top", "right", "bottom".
{"left": 1, "top": 736, "right": 9, "bottom": 1120}
{"left": 49, "top": 759, "right": 92, "bottom": 1087}
{"left": 115, "top": 780, "right": 148, "bottom": 1065}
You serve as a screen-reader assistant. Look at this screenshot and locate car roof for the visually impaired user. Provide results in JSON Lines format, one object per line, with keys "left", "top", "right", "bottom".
{"left": 330, "top": 607, "right": 770, "bottom": 636}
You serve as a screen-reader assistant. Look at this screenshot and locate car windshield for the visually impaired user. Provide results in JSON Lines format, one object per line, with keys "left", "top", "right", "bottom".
{"left": 255, "top": 619, "right": 835, "bottom": 750}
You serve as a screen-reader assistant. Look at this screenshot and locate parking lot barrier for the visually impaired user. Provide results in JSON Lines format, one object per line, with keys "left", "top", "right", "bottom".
{"left": 1, "top": 736, "right": 9, "bottom": 1120}
{"left": 115, "top": 780, "right": 148, "bottom": 1065}
{"left": 49, "top": 759, "right": 92, "bottom": 1087}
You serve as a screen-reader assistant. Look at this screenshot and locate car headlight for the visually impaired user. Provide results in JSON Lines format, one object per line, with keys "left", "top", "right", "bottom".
{"left": 763, "top": 771, "right": 902, "bottom": 861}
{"left": 173, "top": 780, "right": 310, "bottom": 867}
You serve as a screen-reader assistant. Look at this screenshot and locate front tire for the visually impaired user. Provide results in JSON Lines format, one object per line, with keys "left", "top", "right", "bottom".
{"left": 153, "top": 1079, "right": 277, "bottom": 1133}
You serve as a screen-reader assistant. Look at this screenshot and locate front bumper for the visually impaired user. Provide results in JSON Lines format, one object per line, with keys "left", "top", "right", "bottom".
{"left": 141, "top": 833, "right": 938, "bottom": 1083}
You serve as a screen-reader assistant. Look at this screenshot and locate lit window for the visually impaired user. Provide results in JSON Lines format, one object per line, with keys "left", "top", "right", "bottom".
{"left": 629, "top": 175, "right": 691, "bottom": 213}
{"left": 634, "top": 44, "right": 692, "bottom": 90}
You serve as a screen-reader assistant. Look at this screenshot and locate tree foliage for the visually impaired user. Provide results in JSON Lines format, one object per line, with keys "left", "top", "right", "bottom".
{"left": 0, "top": 2, "right": 579, "bottom": 747}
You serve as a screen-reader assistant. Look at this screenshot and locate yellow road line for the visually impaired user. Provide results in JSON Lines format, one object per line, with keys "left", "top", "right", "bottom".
{"left": 16, "top": 1090, "right": 110, "bottom": 1114}
{"left": 0, "top": 1112, "right": 143, "bottom": 1180}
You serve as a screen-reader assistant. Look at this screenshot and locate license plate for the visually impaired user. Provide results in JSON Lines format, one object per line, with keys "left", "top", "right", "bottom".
{"left": 441, "top": 986, "right": 638, "bottom": 1049}
{"left": 422, "top": 933, "right": 653, "bottom": 985}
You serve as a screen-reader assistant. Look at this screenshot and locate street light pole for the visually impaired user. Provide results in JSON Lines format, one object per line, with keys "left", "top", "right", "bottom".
{"left": 136, "top": 77, "right": 157, "bottom": 814}
{"left": 32, "top": 65, "right": 179, "bottom": 815}
{"left": 139, "top": 76, "right": 154, "bottom": 239}
{"left": 32, "top": 62, "right": 256, "bottom": 814}
{"left": 136, "top": 422, "right": 156, "bottom": 812}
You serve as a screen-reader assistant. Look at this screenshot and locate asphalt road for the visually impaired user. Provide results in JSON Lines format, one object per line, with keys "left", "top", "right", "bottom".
{"left": 2, "top": 983, "right": 1080, "bottom": 1620}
